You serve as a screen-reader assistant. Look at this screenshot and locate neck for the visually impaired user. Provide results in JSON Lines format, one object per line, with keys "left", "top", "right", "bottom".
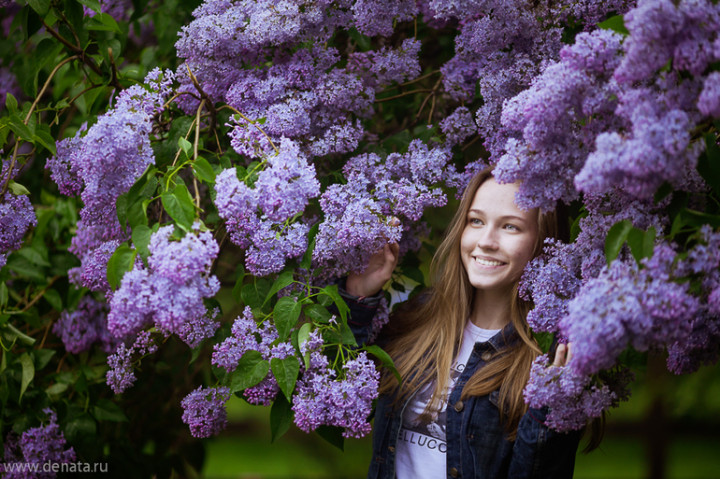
{"left": 469, "top": 287, "right": 513, "bottom": 330}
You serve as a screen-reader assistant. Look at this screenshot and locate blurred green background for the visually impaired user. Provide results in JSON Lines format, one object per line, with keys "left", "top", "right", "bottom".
{"left": 201, "top": 360, "right": 720, "bottom": 479}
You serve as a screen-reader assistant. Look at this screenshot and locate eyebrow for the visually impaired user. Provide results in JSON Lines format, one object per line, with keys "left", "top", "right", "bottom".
{"left": 467, "top": 209, "right": 529, "bottom": 223}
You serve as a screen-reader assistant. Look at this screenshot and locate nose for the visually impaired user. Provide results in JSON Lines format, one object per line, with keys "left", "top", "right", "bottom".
{"left": 477, "top": 226, "right": 499, "bottom": 250}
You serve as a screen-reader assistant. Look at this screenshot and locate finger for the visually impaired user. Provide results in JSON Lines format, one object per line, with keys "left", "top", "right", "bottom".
{"left": 566, "top": 342, "right": 573, "bottom": 364}
{"left": 553, "top": 343, "right": 567, "bottom": 367}
{"left": 387, "top": 242, "right": 400, "bottom": 262}
{"left": 388, "top": 216, "right": 401, "bottom": 227}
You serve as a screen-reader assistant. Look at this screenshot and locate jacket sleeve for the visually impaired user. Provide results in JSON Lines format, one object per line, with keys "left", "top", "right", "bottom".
{"left": 333, "top": 277, "right": 382, "bottom": 346}
{"left": 507, "top": 407, "right": 582, "bottom": 479}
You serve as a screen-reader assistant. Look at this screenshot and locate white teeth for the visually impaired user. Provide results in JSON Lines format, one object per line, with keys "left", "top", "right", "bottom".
{"left": 475, "top": 257, "right": 503, "bottom": 266}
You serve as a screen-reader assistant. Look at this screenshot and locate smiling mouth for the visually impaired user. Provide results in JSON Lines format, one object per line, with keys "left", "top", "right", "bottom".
{"left": 474, "top": 257, "right": 505, "bottom": 267}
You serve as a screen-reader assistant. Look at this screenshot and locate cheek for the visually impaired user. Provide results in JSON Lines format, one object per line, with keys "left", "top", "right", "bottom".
{"left": 510, "top": 237, "right": 537, "bottom": 268}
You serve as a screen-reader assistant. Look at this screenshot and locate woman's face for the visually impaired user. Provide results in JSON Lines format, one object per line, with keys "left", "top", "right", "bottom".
{"left": 460, "top": 178, "right": 539, "bottom": 295}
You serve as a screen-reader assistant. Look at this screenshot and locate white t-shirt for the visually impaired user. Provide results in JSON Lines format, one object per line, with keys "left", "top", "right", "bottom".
{"left": 395, "top": 321, "right": 500, "bottom": 479}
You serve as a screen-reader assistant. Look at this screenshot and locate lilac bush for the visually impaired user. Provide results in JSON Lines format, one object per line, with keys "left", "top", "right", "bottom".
{"left": 3, "top": 0, "right": 720, "bottom": 467}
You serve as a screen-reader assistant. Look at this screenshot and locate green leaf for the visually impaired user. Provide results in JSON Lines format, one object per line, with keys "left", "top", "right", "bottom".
{"left": 316, "top": 425, "right": 344, "bottom": 451}
{"left": 6, "top": 256, "right": 46, "bottom": 281}
{"left": 8, "top": 115, "right": 33, "bottom": 141}
{"left": 271, "top": 356, "right": 300, "bottom": 401}
{"left": 598, "top": 14, "right": 629, "bottom": 35}
{"left": 270, "top": 394, "right": 293, "bottom": 442}
{"left": 33, "top": 126, "right": 57, "bottom": 155}
{"left": 27, "top": 0, "right": 50, "bottom": 16}
{"left": 7, "top": 180, "right": 30, "bottom": 196}
{"left": 297, "top": 322, "right": 313, "bottom": 370}
{"left": 106, "top": 244, "right": 137, "bottom": 290}
{"left": 92, "top": 399, "right": 128, "bottom": 422}
{"left": 299, "top": 224, "right": 319, "bottom": 270}
{"left": 273, "top": 296, "right": 302, "bottom": 341}
{"left": 17, "top": 246, "right": 50, "bottom": 267}
{"left": 319, "top": 285, "right": 349, "bottom": 323}
{"left": 643, "top": 227, "right": 656, "bottom": 259}
{"left": 697, "top": 133, "right": 720, "bottom": 196}
{"left": 46, "top": 382, "right": 69, "bottom": 396}
{"left": 178, "top": 137, "right": 193, "bottom": 156}
{"left": 262, "top": 271, "right": 295, "bottom": 307}
{"left": 532, "top": 331, "right": 555, "bottom": 354}
{"left": 5, "top": 93, "right": 18, "bottom": 112}
{"left": 626, "top": 227, "right": 644, "bottom": 264}
{"left": 64, "top": 414, "right": 96, "bottom": 443}
{"left": 161, "top": 184, "right": 195, "bottom": 231}
{"left": 19, "top": 353, "right": 34, "bottom": 402}
{"left": 193, "top": 157, "right": 216, "bottom": 184}
{"left": 364, "top": 344, "right": 401, "bottom": 385}
{"left": 43, "top": 288, "right": 62, "bottom": 311}
{"left": 229, "top": 351, "right": 269, "bottom": 393}
{"left": 86, "top": 13, "right": 121, "bottom": 32}
{"left": 0, "top": 283, "right": 8, "bottom": 308}
{"left": 76, "top": 0, "right": 101, "bottom": 13}
{"left": 604, "top": 220, "right": 632, "bottom": 265}
{"left": 32, "top": 349, "right": 55, "bottom": 371}
{"left": 241, "top": 278, "right": 272, "bottom": 310}
{"left": 304, "top": 303, "right": 333, "bottom": 323}
{"left": 132, "top": 225, "right": 152, "bottom": 259}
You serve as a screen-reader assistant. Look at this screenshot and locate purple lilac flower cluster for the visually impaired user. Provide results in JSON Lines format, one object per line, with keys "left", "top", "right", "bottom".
{"left": 562, "top": 245, "right": 699, "bottom": 377}
{"left": 292, "top": 341, "right": 379, "bottom": 438}
{"left": 52, "top": 296, "right": 117, "bottom": 354}
{"left": 175, "top": 1, "right": 429, "bottom": 158}
{"left": 428, "top": 0, "right": 632, "bottom": 187}
{"left": 494, "top": 29, "right": 625, "bottom": 209}
{"left": 46, "top": 69, "right": 174, "bottom": 293}
{"left": 105, "top": 330, "right": 157, "bottom": 394}
{"left": 1, "top": 409, "right": 76, "bottom": 478}
{"left": 524, "top": 355, "right": 633, "bottom": 432}
{"left": 212, "top": 306, "right": 295, "bottom": 405}
{"left": 313, "top": 140, "right": 454, "bottom": 277}
{"left": 0, "top": 191, "right": 37, "bottom": 270}
{"left": 214, "top": 138, "right": 319, "bottom": 276}
{"left": 665, "top": 226, "right": 720, "bottom": 374}
{"left": 107, "top": 224, "right": 220, "bottom": 348}
{"left": 181, "top": 386, "right": 231, "bottom": 438}
{"left": 496, "top": 0, "right": 720, "bottom": 209}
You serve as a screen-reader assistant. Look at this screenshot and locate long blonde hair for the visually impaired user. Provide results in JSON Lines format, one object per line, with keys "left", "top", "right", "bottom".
{"left": 379, "top": 168, "right": 557, "bottom": 439}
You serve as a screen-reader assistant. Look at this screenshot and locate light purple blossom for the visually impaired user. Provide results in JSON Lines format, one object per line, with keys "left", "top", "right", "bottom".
{"left": 2, "top": 409, "right": 76, "bottom": 479}
{"left": 106, "top": 330, "right": 157, "bottom": 394}
{"left": 292, "top": 350, "right": 379, "bottom": 438}
{"left": 107, "top": 225, "right": 220, "bottom": 348}
{"left": 53, "top": 296, "right": 118, "bottom": 354}
{"left": 181, "top": 386, "right": 231, "bottom": 438}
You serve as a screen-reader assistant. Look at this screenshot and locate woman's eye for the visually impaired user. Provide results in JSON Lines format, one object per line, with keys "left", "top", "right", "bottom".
{"left": 504, "top": 224, "right": 519, "bottom": 231}
{"left": 469, "top": 218, "right": 483, "bottom": 226}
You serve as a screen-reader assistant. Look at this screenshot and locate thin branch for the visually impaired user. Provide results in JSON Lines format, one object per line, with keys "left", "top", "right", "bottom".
{"left": 193, "top": 99, "right": 205, "bottom": 208}
{"left": 375, "top": 89, "right": 433, "bottom": 103}
{"left": 20, "top": 276, "right": 61, "bottom": 313}
{"left": 1, "top": 55, "right": 79, "bottom": 197}
{"left": 218, "top": 105, "right": 280, "bottom": 154}
{"left": 415, "top": 78, "right": 443, "bottom": 122}
{"left": 461, "top": 134, "right": 483, "bottom": 152}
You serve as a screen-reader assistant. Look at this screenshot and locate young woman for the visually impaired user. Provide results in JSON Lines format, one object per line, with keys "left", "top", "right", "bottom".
{"left": 340, "top": 168, "right": 583, "bottom": 479}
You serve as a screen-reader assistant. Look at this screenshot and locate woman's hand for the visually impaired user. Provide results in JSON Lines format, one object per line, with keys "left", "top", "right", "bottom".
{"left": 552, "top": 342, "right": 573, "bottom": 367}
{"left": 346, "top": 241, "right": 400, "bottom": 298}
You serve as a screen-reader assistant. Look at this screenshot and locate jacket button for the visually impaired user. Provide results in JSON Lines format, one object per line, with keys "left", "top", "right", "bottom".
{"left": 449, "top": 467, "right": 459, "bottom": 477}
{"left": 388, "top": 446, "right": 395, "bottom": 453}
{"left": 481, "top": 351, "right": 492, "bottom": 362}
{"left": 453, "top": 400, "right": 464, "bottom": 412}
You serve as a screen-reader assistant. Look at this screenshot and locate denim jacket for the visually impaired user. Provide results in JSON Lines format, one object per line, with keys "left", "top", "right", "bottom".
{"left": 344, "top": 293, "right": 582, "bottom": 479}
